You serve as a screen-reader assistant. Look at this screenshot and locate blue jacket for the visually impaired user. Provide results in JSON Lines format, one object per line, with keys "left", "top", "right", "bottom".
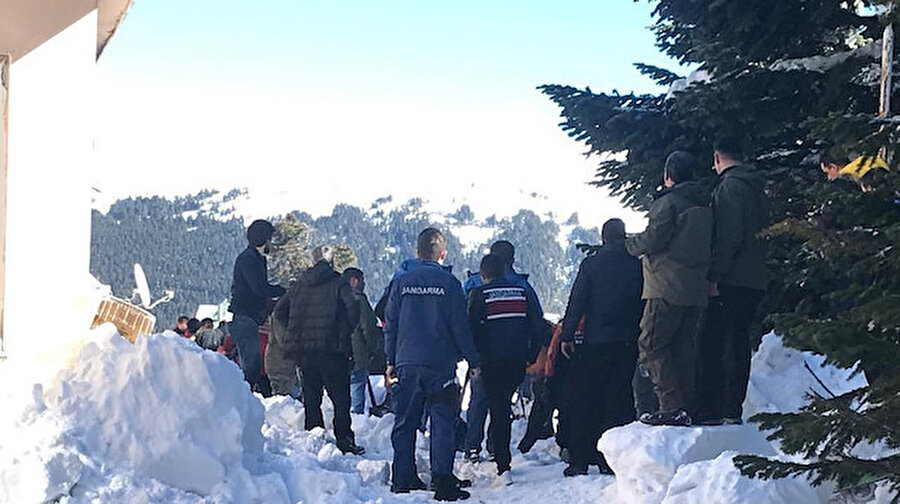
{"left": 374, "top": 258, "right": 453, "bottom": 321}
{"left": 467, "top": 280, "right": 549, "bottom": 364}
{"left": 464, "top": 267, "right": 544, "bottom": 317}
{"left": 384, "top": 261, "right": 480, "bottom": 372}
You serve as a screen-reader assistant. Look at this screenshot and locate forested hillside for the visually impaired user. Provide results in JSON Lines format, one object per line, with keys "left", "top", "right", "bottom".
{"left": 90, "top": 190, "right": 607, "bottom": 327}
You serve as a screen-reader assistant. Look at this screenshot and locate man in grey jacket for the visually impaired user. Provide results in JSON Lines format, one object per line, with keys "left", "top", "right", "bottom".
{"left": 626, "top": 151, "right": 713, "bottom": 427}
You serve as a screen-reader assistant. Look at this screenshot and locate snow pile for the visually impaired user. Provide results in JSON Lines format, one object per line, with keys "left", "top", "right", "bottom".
{"left": 595, "top": 332, "right": 871, "bottom": 504}
{"left": 662, "top": 452, "right": 820, "bottom": 504}
{"left": 599, "top": 423, "right": 782, "bottom": 504}
{"left": 0, "top": 325, "right": 289, "bottom": 503}
{"left": 0, "top": 326, "right": 877, "bottom": 503}
{"left": 743, "top": 332, "right": 867, "bottom": 419}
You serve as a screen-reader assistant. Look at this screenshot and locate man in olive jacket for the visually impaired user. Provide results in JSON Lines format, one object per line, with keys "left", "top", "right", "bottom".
{"left": 694, "top": 138, "right": 767, "bottom": 425}
{"left": 626, "top": 151, "right": 713, "bottom": 427}
{"left": 342, "top": 267, "right": 387, "bottom": 415}
{"left": 273, "top": 245, "right": 364, "bottom": 454}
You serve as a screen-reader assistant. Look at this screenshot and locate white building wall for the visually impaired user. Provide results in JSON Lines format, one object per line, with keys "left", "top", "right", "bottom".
{"left": 4, "top": 10, "right": 98, "bottom": 367}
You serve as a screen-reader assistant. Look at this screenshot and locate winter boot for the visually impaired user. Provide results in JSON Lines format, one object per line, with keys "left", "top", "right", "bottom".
{"left": 390, "top": 475, "right": 427, "bottom": 494}
{"left": 593, "top": 454, "right": 614, "bottom": 475}
{"left": 492, "top": 469, "right": 513, "bottom": 488}
{"left": 694, "top": 416, "right": 724, "bottom": 426}
{"left": 464, "top": 448, "right": 482, "bottom": 463}
{"left": 433, "top": 475, "right": 471, "bottom": 501}
{"left": 336, "top": 437, "right": 366, "bottom": 455}
{"left": 563, "top": 464, "right": 588, "bottom": 477}
{"left": 639, "top": 409, "right": 692, "bottom": 427}
{"left": 429, "top": 474, "right": 471, "bottom": 491}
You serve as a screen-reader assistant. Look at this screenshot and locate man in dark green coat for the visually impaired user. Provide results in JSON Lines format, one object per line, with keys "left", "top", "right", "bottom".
{"left": 626, "top": 151, "right": 713, "bottom": 427}
{"left": 342, "top": 267, "right": 387, "bottom": 415}
{"left": 694, "top": 138, "right": 767, "bottom": 425}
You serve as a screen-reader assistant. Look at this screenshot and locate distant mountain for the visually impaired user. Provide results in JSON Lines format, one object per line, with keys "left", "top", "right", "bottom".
{"left": 90, "top": 188, "right": 604, "bottom": 329}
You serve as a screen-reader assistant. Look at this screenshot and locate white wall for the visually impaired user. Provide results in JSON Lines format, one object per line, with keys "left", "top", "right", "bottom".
{"left": 4, "top": 10, "right": 98, "bottom": 368}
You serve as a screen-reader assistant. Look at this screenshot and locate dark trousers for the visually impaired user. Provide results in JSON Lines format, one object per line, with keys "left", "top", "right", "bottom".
{"left": 463, "top": 373, "right": 494, "bottom": 454}
{"left": 521, "top": 376, "right": 553, "bottom": 449}
{"left": 695, "top": 284, "right": 763, "bottom": 420}
{"left": 299, "top": 352, "right": 353, "bottom": 442}
{"left": 391, "top": 366, "right": 458, "bottom": 485}
{"left": 229, "top": 315, "right": 264, "bottom": 391}
{"left": 565, "top": 341, "right": 637, "bottom": 467}
{"left": 638, "top": 299, "right": 702, "bottom": 413}
{"left": 632, "top": 362, "right": 659, "bottom": 418}
{"left": 482, "top": 360, "right": 525, "bottom": 472}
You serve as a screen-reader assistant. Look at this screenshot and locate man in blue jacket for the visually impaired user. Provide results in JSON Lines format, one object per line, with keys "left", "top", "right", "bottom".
{"left": 228, "top": 219, "right": 286, "bottom": 393}
{"left": 467, "top": 253, "right": 547, "bottom": 484}
{"left": 462, "top": 240, "right": 543, "bottom": 463}
{"left": 385, "top": 228, "right": 480, "bottom": 502}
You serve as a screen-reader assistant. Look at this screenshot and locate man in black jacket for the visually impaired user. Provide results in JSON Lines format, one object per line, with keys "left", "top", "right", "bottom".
{"left": 467, "top": 254, "right": 547, "bottom": 483}
{"left": 559, "top": 219, "right": 643, "bottom": 477}
{"left": 273, "top": 245, "right": 364, "bottom": 455}
{"left": 627, "top": 151, "right": 713, "bottom": 427}
{"left": 694, "top": 138, "right": 767, "bottom": 425}
{"left": 228, "top": 219, "right": 286, "bottom": 393}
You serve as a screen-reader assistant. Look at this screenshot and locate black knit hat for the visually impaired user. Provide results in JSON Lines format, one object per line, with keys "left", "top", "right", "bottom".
{"left": 247, "top": 219, "right": 275, "bottom": 247}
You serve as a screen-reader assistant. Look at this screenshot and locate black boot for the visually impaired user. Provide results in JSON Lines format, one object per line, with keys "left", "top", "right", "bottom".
{"left": 336, "top": 437, "right": 366, "bottom": 455}
{"left": 433, "top": 475, "right": 471, "bottom": 502}
{"left": 563, "top": 463, "right": 588, "bottom": 477}
{"left": 639, "top": 409, "right": 692, "bottom": 427}
{"left": 390, "top": 475, "right": 427, "bottom": 494}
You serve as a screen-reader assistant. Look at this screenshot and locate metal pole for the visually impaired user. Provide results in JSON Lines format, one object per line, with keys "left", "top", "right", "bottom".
{"left": 880, "top": 24, "right": 894, "bottom": 119}
{"left": 0, "top": 54, "right": 9, "bottom": 359}
{"left": 879, "top": 24, "right": 894, "bottom": 162}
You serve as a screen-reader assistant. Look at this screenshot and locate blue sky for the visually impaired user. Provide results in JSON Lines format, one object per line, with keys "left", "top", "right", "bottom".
{"left": 95, "top": 0, "right": 676, "bottom": 228}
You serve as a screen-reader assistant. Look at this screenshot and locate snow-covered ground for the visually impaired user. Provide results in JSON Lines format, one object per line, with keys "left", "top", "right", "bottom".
{"left": 0, "top": 328, "right": 892, "bottom": 503}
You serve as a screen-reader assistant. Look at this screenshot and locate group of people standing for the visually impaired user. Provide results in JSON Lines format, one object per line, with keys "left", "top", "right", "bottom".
{"left": 218, "top": 137, "right": 767, "bottom": 502}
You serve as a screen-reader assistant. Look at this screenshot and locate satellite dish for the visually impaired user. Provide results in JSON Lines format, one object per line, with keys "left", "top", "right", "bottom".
{"left": 133, "top": 263, "right": 151, "bottom": 309}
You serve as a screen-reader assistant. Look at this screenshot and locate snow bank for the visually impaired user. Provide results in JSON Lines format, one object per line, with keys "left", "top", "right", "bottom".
{"left": 662, "top": 452, "right": 819, "bottom": 504}
{"left": 0, "top": 325, "right": 289, "bottom": 503}
{"left": 743, "top": 333, "right": 867, "bottom": 419}
{"left": 599, "top": 423, "right": 777, "bottom": 504}
{"left": 596, "top": 333, "right": 864, "bottom": 504}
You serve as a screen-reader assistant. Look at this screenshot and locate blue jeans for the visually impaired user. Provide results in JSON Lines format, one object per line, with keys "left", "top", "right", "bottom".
{"left": 350, "top": 369, "right": 368, "bottom": 414}
{"left": 391, "top": 366, "right": 458, "bottom": 484}
{"left": 229, "top": 315, "right": 262, "bottom": 390}
{"left": 464, "top": 373, "right": 494, "bottom": 454}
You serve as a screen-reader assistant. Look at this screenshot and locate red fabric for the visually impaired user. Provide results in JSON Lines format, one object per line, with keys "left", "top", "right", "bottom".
{"left": 218, "top": 334, "right": 239, "bottom": 365}
{"left": 540, "top": 317, "right": 585, "bottom": 378}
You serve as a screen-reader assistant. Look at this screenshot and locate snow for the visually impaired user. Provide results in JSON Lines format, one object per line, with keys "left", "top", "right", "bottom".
{"left": 662, "top": 452, "right": 820, "bottom": 504}
{"left": 598, "top": 423, "right": 780, "bottom": 504}
{"left": 743, "top": 333, "right": 868, "bottom": 419}
{"left": 450, "top": 224, "right": 496, "bottom": 254}
{"left": 0, "top": 327, "right": 885, "bottom": 503}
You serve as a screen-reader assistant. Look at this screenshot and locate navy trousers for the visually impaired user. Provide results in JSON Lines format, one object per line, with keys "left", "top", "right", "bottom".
{"left": 391, "top": 365, "right": 458, "bottom": 485}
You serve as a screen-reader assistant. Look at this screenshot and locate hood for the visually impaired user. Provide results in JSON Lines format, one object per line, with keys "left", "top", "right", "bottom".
{"left": 397, "top": 258, "right": 453, "bottom": 275}
{"left": 301, "top": 260, "right": 339, "bottom": 286}
{"left": 722, "top": 164, "right": 766, "bottom": 191}
{"left": 671, "top": 180, "right": 712, "bottom": 206}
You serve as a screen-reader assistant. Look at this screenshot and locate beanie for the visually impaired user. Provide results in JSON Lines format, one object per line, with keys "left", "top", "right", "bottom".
{"left": 247, "top": 219, "right": 275, "bottom": 247}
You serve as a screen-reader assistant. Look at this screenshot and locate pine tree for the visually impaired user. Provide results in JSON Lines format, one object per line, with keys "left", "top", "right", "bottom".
{"left": 269, "top": 214, "right": 314, "bottom": 286}
{"left": 541, "top": 0, "right": 900, "bottom": 496}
